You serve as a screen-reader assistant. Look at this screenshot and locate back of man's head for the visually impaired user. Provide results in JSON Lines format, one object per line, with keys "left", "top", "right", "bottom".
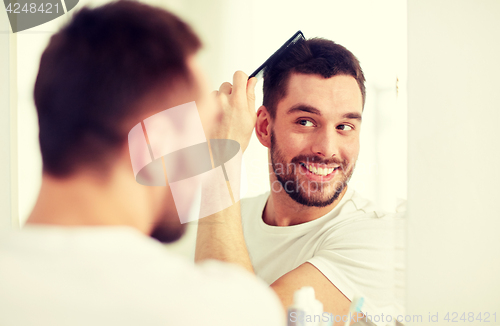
{"left": 262, "top": 38, "right": 365, "bottom": 118}
{"left": 34, "top": 0, "right": 201, "bottom": 178}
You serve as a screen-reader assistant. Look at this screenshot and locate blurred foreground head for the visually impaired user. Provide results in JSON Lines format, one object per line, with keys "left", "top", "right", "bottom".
{"left": 35, "top": 0, "right": 202, "bottom": 176}
{"left": 33, "top": 0, "right": 212, "bottom": 242}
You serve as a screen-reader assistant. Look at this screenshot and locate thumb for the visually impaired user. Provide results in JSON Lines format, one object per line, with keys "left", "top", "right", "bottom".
{"left": 246, "top": 77, "right": 258, "bottom": 113}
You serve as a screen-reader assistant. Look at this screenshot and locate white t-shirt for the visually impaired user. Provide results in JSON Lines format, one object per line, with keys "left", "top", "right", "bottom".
{"left": 241, "top": 188, "right": 397, "bottom": 321}
{"left": 0, "top": 225, "right": 285, "bottom": 326}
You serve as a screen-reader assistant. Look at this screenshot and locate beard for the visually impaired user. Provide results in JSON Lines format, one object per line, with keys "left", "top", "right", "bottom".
{"left": 150, "top": 214, "right": 186, "bottom": 243}
{"left": 270, "top": 130, "right": 354, "bottom": 207}
{"left": 150, "top": 189, "right": 187, "bottom": 243}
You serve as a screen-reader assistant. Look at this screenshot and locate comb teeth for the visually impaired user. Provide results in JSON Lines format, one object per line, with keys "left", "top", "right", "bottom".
{"left": 249, "top": 30, "right": 305, "bottom": 80}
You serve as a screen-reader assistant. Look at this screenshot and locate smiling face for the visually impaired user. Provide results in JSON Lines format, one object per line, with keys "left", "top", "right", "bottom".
{"left": 267, "top": 73, "right": 363, "bottom": 207}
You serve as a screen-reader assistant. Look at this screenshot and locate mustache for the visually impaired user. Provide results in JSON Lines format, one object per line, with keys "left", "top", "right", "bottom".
{"left": 290, "top": 155, "right": 345, "bottom": 166}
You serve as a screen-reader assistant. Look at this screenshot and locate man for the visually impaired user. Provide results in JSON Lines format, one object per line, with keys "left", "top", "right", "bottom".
{"left": 196, "top": 38, "right": 395, "bottom": 324}
{"left": 0, "top": 2, "right": 284, "bottom": 325}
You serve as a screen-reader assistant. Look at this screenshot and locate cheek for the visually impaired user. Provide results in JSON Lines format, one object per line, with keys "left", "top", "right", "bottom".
{"left": 340, "top": 138, "right": 360, "bottom": 162}
{"left": 286, "top": 134, "right": 309, "bottom": 150}
{"left": 275, "top": 125, "right": 309, "bottom": 151}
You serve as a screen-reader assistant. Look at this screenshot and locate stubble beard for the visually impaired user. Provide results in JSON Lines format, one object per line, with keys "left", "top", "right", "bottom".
{"left": 150, "top": 193, "right": 187, "bottom": 243}
{"left": 270, "top": 130, "right": 354, "bottom": 207}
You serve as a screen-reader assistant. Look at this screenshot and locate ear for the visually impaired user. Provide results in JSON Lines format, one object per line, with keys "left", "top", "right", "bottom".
{"left": 255, "top": 105, "right": 272, "bottom": 149}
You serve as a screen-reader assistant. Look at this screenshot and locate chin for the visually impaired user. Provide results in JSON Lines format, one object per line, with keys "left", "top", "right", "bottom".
{"left": 288, "top": 186, "right": 344, "bottom": 208}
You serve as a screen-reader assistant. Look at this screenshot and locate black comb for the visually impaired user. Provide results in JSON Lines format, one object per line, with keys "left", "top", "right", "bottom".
{"left": 248, "top": 30, "right": 305, "bottom": 80}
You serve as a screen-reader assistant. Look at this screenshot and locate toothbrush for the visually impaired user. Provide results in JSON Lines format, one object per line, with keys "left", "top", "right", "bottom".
{"left": 344, "top": 296, "right": 364, "bottom": 326}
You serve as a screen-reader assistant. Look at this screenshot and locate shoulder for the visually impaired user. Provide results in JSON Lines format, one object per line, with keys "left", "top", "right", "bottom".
{"left": 342, "top": 189, "right": 392, "bottom": 219}
{"left": 241, "top": 192, "right": 269, "bottom": 207}
{"left": 0, "top": 228, "right": 284, "bottom": 326}
{"left": 146, "top": 241, "right": 282, "bottom": 324}
{"left": 240, "top": 192, "right": 269, "bottom": 216}
{"left": 192, "top": 260, "right": 285, "bottom": 325}
{"left": 319, "top": 190, "right": 400, "bottom": 247}
{"left": 308, "top": 191, "right": 401, "bottom": 320}
{"left": 329, "top": 189, "right": 401, "bottom": 233}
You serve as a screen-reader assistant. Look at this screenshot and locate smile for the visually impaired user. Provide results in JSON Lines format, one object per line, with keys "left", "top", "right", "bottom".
{"left": 299, "top": 163, "right": 339, "bottom": 176}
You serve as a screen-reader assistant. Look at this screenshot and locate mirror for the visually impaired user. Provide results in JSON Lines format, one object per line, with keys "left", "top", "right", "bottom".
{"left": 14, "top": 0, "right": 407, "bottom": 322}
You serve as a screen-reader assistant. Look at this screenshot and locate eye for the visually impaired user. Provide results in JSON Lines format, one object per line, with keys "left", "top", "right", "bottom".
{"left": 337, "top": 124, "right": 353, "bottom": 131}
{"left": 298, "top": 119, "right": 315, "bottom": 127}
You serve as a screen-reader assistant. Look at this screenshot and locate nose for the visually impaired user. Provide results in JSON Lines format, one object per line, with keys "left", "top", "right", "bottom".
{"left": 310, "top": 125, "right": 339, "bottom": 158}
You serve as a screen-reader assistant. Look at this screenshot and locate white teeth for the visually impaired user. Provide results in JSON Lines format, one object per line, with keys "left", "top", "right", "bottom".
{"left": 305, "top": 164, "right": 333, "bottom": 176}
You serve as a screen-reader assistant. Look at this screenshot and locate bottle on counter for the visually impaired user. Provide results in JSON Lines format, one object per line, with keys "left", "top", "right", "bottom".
{"left": 287, "top": 286, "right": 332, "bottom": 326}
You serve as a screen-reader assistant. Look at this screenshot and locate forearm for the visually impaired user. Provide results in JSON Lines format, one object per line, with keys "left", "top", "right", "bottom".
{"left": 195, "top": 198, "right": 254, "bottom": 273}
{"left": 194, "top": 71, "right": 256, "bottom": 273}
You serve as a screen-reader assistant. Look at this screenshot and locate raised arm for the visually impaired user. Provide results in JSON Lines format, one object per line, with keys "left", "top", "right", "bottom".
{"left": 194, "top": 71, "right": 257, "bottom": 273}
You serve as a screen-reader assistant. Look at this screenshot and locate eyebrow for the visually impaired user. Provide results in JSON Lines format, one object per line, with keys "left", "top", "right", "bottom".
{"left": 342, "top": 112, "right": 362, "bottom": 121}
{"left": 286, "top": 104, "right": 321, "bottom": 116}
{"left": 286, "top": 104, "right": 362, "bottom": 121}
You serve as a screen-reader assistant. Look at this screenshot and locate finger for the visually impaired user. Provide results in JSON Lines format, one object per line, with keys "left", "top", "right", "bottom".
{"left": 219, "top": 82, "right": 232, "bottom": 95}
{"left": 211, "top": 90, "right": 221, "bottom": 106}
{"left": 232, "top": 70, "right": 248, "bottom": 97}
{"left": 246, "top": 77, "right": 258, "bottom": 113}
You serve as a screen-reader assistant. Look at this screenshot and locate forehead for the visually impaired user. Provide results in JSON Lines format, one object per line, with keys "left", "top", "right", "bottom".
{"left": 277, "top": 73, "right": 363, "bottom": 116}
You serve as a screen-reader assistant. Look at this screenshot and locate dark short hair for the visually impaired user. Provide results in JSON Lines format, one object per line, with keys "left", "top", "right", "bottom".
{"left": 34, "top": 0, "right": 201, "bottom": 177}
{"left": 263, "top": 38, "right": 365, "bottom": 118}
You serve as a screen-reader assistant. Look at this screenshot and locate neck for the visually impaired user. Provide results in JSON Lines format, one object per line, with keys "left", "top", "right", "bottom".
{"left": 263, "top": 181, "right": 347, "bottom": 227}
{"left": 27, "top": 167, "right": 153, "bottom": 234}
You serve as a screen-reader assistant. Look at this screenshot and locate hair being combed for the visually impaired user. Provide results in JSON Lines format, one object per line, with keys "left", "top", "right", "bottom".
{"left": 263, "top": 38, "right": 366, "bottom": 118}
